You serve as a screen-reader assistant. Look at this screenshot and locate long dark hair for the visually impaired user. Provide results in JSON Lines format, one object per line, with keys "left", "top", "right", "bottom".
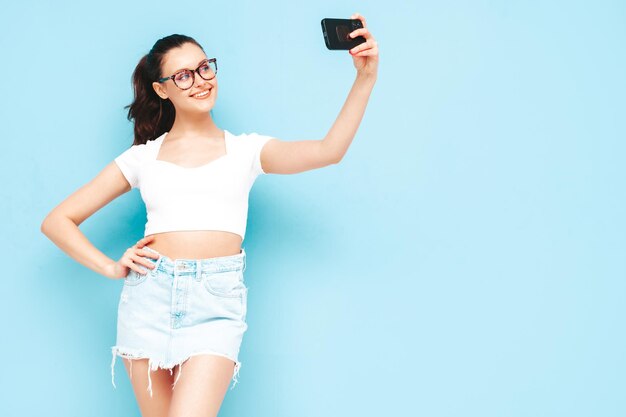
{"left": 124, "top": 34, "right": 205, "bottom": 145}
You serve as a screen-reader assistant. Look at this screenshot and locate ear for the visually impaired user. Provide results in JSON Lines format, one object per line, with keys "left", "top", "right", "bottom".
{"left": 152, "top": 81, "right": 168, "bottom": 100}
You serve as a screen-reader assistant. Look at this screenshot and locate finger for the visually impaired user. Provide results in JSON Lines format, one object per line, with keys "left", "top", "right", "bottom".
{"left": 123, "top": 259, "right": 147, "bottom": 275}
{"left": 350, "top": 39, "right": 376, "bottom": 54}
{"left": 350, "top": 12, "right": 366, "bottom": 26}
{"left": 130, "top": 264, "right": 150, "bottom": 275}
{"left": 352, "top": 48, "right": 378, "bottom": 57}
{"left": 130, "top": 254, "right": 155, "bottom": 272}
{"left": 350, "top": 12, "right": 367, "bottom": 28}
{"left": 135, "top": 235, "right": 155, "bottom": 248}
{"left": 349, "top": 27, "right": 370, "bottom": 39}
{"left": 138, "top": 248, "right": 160, "bottom": 259}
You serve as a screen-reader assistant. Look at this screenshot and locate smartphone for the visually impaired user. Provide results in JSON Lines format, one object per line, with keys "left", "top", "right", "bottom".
{"left": 321, "top": 18, "right": 366, "bottom": 50}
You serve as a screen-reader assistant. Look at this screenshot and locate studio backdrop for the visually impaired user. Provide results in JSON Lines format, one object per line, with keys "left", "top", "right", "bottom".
{"left": 1, "top": 1, "right": 624, "bottom": 416}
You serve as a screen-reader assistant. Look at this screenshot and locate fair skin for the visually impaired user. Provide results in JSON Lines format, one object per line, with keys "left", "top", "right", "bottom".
{"left": 41, "top": 12, "right": 377, "bottom": 417}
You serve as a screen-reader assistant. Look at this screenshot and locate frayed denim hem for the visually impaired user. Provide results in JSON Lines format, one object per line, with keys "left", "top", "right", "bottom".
{"left": 110, "top": 346, "right": 241, "bottom": 397}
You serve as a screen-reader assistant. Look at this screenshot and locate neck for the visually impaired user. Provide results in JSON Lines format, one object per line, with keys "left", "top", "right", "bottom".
{"left": 169, "top": 111, "right": 221, "bottom": 138}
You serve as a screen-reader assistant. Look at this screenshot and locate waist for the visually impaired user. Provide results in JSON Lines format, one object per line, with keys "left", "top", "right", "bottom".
{"left": 142, "top": 245, "right": 246, "bottom": 275}
{"left": 145, "top": 230, "right": 243, "bottom": 259}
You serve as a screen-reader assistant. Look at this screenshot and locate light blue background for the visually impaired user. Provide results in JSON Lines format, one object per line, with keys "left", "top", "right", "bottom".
{"left": 1, "top": 1, "right": 624, "bottom": 416}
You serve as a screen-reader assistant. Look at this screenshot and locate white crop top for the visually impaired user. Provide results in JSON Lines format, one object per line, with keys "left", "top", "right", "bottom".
{"left": 113, "top": 129, "right": 274, "bottom": 240}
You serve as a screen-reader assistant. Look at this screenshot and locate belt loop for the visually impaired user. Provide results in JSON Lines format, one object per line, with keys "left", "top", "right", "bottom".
{"left": 195, "top": 260, "right": 202, "bottom": 281}
{"left": 153, "top": 256, "right": 162, "bottom": 273}
{"left": 242, "top": 248, "right": 247, "bottom": 273}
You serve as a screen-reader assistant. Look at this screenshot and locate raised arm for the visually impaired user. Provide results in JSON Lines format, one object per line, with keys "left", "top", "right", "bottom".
{"left": 260, "top": 12, "right": 379, "bottom": 175}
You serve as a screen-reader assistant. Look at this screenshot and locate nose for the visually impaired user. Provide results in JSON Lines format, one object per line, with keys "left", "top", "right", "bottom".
{"left": 193, "top": 71, "right": 211, "bottom": 89}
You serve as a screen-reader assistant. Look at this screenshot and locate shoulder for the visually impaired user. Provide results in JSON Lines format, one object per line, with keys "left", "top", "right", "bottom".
{"left": 226, "top": 130, "right": 277, "bottom": 177}
{"left": 113, "top": 134, "right": 164, "bottom": 189}
{"left": 228, "top": 130, "right": 275, "bottom": 150}
{"left": 115, "top": 134, "right": 163, "bottom": 162}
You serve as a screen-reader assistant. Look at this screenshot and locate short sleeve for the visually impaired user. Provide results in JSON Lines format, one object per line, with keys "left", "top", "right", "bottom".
{"left": 246, "top": 132, "right": 274, "bottom": 177}
{"left": 114, "top": 145, "right": 143, "bottom": 189}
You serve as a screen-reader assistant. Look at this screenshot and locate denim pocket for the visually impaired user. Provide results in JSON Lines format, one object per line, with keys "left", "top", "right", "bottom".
{"left": 123, "top": 268, "right": 151, "bottom": 286}
{"left": 202, "top": 269, "right": 245, "bottom": 298}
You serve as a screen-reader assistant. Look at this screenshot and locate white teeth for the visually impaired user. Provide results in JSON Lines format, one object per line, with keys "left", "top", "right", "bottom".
{"left": 193, "top": 89, "right": 211, "bottom": 98}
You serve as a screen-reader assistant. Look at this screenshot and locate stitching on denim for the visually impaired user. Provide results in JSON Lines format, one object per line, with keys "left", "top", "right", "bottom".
{"left": 202, "top": 271, "right": 246, "bottom": 298}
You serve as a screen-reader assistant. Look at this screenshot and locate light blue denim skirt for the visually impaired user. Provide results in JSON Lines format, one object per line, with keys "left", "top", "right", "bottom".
{"left": 110, "top": 246, "right": 248, "bottom": 397}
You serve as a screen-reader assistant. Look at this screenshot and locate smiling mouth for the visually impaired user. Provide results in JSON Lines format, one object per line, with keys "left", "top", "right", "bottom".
{"left": 191, "top": 88, "right": 212, "bottom": 98}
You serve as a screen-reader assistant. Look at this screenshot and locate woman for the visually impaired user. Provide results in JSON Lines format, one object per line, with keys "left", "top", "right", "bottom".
{"left": 41, "top": 12, "right": 378, "bottom": 417}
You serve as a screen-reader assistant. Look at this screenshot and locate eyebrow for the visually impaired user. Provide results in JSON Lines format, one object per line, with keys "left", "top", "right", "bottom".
{"left": 172, "top": 58, "right": 209, "bottom": 74}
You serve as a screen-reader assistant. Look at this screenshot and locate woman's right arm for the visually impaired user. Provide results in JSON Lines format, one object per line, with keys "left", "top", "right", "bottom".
{"left": 40, "top": 161, "right": 152, "bottom": 279}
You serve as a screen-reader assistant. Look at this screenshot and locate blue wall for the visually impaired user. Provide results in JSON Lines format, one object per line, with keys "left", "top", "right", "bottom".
{"left": 2, "top": 1, "right": 624, "bottom": 416}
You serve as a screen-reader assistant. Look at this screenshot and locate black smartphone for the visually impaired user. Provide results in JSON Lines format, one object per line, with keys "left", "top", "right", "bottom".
{"left": 321, "top": 18, "right": 366, "bottom": 50}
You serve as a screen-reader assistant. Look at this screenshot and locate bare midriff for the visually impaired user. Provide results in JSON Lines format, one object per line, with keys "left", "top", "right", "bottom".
{"left": 144, "top": 230, "right": 243, "bottom": 260}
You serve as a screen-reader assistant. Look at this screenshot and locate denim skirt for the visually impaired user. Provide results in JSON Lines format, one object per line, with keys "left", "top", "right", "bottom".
{"left": 110, "top": 246, "right": 248, "bottom": 397}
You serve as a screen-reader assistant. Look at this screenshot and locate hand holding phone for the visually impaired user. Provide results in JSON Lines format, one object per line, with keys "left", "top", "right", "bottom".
{"left": 321, "top": 18, "right": 367, "bottom": 50}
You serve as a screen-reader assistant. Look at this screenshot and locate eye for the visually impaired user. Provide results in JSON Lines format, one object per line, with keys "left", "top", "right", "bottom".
{"left": 175, "top": 71, "right": 191, "bottom": 81}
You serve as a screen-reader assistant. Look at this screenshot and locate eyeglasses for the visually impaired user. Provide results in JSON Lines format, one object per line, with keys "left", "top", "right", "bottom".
{"left": 157, "top": 58, "right": 218, "bottom": 90}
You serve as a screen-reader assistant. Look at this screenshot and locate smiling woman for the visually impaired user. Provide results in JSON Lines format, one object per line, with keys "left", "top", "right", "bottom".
{"left": 40, "top": 14, "right": 378, "bottom": 417}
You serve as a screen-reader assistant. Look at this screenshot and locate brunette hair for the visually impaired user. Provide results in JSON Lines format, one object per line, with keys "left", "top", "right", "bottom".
{"left": 124, "top": 34, "right": 206, "bottom": 145}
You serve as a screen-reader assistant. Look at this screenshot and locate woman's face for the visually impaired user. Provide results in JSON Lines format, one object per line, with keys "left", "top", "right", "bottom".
{"left": 152, "top": 42, "right": 218, "bottom": 115}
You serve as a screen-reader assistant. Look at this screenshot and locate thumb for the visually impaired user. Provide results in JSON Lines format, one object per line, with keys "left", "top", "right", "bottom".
{"left": 136, "top": 235, "right": 155, "bottom": 249}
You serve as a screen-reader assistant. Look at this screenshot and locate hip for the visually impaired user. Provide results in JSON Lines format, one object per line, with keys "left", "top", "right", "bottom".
{"left": 119, "top": 246, "right": 249, "bottom": 326}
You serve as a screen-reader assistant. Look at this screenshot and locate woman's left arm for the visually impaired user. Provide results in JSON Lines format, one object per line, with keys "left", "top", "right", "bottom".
{"left": 261, "top": 12, "right": 378, "bottom": 175}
